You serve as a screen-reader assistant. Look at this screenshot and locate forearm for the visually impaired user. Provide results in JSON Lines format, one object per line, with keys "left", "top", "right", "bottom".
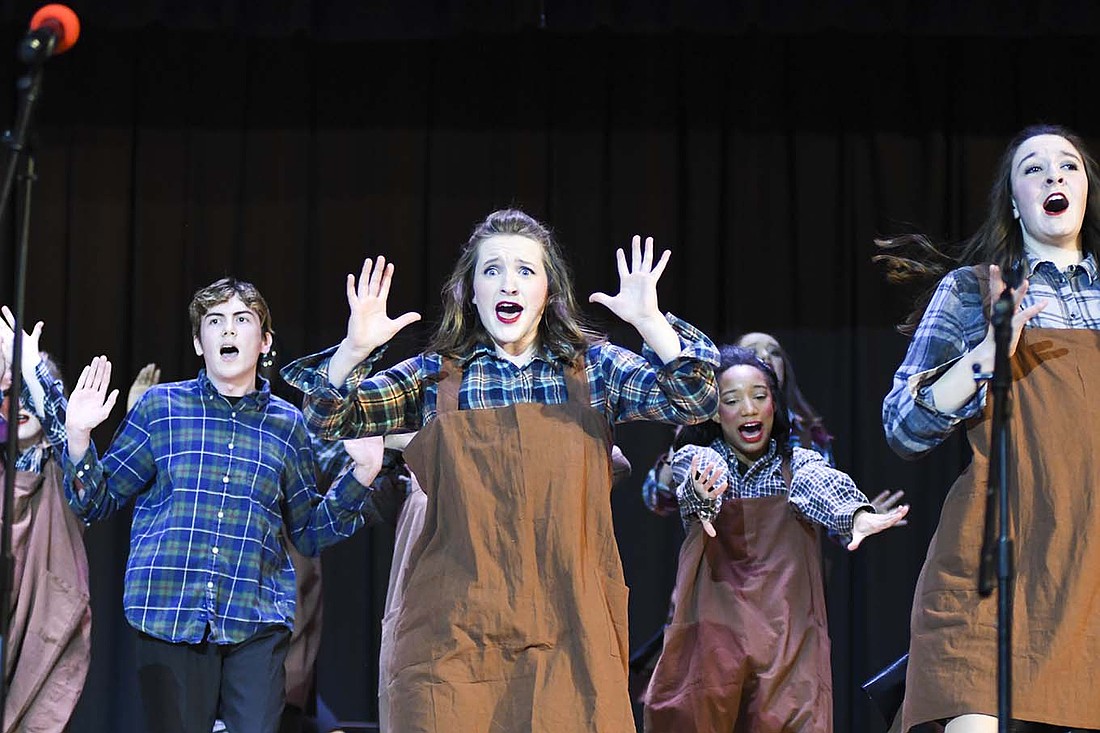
{"left": 327, "top": 339, "right": 377, "bottom": 387}
{"left": 632, "top": 314, "right": 684, "bottom": 365}
{"left": 928, "top": 336, "right": 994, "bottom": 413}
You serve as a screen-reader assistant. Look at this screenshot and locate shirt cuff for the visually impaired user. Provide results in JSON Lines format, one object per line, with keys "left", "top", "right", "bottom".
{"left": 676, "top": 477, "right": 721, "bottom": 524}
{"left": 907, "top": 357, "right": 987, "bottom": 421}
{"left": 281, "top": 344, "right": 388, "bottom": 397}
{"left": 640, "top": 313, "right": 721, "bottom": 372}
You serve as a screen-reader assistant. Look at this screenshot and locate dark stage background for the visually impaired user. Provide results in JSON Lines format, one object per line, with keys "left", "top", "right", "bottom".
{"left": 1, "top": 2, "right": 1096, "bottom": 731}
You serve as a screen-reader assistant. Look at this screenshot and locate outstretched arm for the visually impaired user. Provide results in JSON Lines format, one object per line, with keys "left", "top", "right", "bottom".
{"left": 328, "top": 256, "right": 421, "bottom": 387}
{"left": 589, "top": 236, "right": 681, "bottom": 364}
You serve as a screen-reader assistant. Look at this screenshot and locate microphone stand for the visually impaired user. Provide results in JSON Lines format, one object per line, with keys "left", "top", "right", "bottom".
{"left": 977, "top": 284, "right": 1017, "bottom": 733}
{"left": 0, "top": 47, "right": 50, "bottom": 717}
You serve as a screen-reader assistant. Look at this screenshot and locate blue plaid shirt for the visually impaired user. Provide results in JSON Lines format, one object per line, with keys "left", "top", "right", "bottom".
{"left": 10, "top": 360, "right": 68, "bottom": 473}
{"left": 64, "top": 370, "right": 372, "bottom": 644}
{"left": 281, "top": 313, "right": 719, "bottom": 438}
{"left": 884, "top": 253, "right": 1100, "bottom": 459}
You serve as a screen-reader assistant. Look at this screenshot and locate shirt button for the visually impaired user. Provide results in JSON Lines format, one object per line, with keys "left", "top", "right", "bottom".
{"left": 207, "top": 581, "right": 214, "bottom": 589}
{"left": 222, "top": 476, "right": 230, "bottom": 484}
{"left": 228, "top": 443, "right": 234, "bottom": 450}
{"left": 231, "top": 412, "right": 236, "bottom": 419}
{"left": 212, "top": 547, "right": 219, "bottom": 554}
{"left": 217, "top": 511, "right": 224, "bottom": 519}
{"left": 76, "top": 470, "right": 84, "bottom": 477}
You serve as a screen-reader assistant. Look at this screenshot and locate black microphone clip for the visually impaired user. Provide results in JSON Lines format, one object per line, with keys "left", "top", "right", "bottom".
{"left": 17, "top": 21, "right": 61, "bottom": 66}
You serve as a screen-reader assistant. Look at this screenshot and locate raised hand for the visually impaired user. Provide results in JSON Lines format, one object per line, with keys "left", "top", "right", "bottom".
{"left": 66, "top": 356, "right": 119, "bottom": 462}
{"left": 589, "top": 236, "right": 669, "bottom": 328}
{"left": 984, "top": 263, "right": 1047, "bottom": 360}
{"left": 689, "top": 453, "right": 728, "bottom": 538}
{"left": 328, "top": 257, "right": 422, "bottom": 386}
{"left": 589, "top": 236, "right": 684, "bottom": 363}
{"left": 344, "top": 256, "right": 422, "bottom": 357}
{"left": 847, "top": 503, "right": 910, "bottom": 551}
{"left": 0, "top": 304, "right": 44, "bottom": 377}
{"left": 127, "top": 363, "right": 161, "bottom": 411}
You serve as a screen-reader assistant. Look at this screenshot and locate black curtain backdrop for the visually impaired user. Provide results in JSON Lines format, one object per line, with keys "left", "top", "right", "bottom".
{"left": 1, "top": 2, "right": 1097, "bottom": 731}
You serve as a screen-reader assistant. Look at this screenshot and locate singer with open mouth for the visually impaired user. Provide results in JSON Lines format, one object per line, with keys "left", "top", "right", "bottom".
{"left": 282, "top": 208, "right": 719, "bottom": 733}
{"left": 877, "top": 124, "right": 1100, "bottom": 733}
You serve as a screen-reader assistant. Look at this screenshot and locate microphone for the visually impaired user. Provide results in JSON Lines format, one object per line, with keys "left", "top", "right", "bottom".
{"left": 18, "top": 4, "right": 80, "bottom": 65}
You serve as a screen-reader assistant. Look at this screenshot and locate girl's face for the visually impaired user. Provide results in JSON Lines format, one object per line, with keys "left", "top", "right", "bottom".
{"left": 715, "top": 364, "right": 775, "bottom": 466}
{"left": 736, "top": 332, "right": 785, "bottom": 387}
{"left": 1011, "top": 134, "right": 1089, "bottom": 252}
{"left": 471, "top": 234, "right": 549, "bottom": 358}
{"left": 0, "top": 393, "right": 44, "bottom": 451}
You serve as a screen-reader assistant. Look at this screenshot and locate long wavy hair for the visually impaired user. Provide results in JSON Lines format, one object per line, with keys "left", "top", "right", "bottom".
{"left": 875, "top": 123, "right": 1100, "bottom": 334}
{"left": 426, "top": 209, "right": 604, "bottom": 361}
{"left": 675, "top": 344, "right": 792, "bottom": 459}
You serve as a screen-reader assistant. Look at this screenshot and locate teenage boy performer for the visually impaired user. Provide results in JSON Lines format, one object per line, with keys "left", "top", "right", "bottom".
{"left": 62, "top": 278, "right": 383, "bottom": 733}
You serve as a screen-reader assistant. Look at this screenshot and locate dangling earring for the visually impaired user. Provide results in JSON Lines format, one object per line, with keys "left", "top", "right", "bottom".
{"left": 1012, "top": 202, "right": 1020, "bottom": 220}
{"left": 260, "top": 349, "right": 276, "bottom": 369}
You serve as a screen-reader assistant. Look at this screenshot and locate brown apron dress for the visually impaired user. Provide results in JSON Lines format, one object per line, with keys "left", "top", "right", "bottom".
{"left": 2, "top": 460, "right": 92, "bottom": 733}
{"left": 902, "top": 325, "right": 1100, "bottom": 731}
{"left": 386, "top": 358, "right": 635, "bottom": 733}
{"left": 644, "top": 475, "right": 833, "bottom": 733}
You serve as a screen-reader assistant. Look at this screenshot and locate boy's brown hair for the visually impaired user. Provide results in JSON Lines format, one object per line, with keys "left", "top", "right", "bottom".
{"left": 188, "top": 277, "right": 274, "bottom": 339}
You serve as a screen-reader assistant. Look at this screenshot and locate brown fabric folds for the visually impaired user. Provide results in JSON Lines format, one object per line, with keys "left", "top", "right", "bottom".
{"left": 387, "top": 358, "right": 634, "bottom": 732}
{"left": 644, "top": 486, "right": 832, "bottom": 733}
{"left": 901, "top": 326, "right": 1100, "bottom": 730}
{"left": 2, "top": 459, "right": 91, "bottom": 733}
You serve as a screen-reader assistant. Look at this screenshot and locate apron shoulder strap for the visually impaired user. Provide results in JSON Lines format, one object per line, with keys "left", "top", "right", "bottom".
{"left": 436, "top": 357, "right": 463, "bottom": 415}
{"left": 564, "top": 353, "right": 591, "bottom": 410}
{"left": 971, "top": 263, "right": 992, "bottom": 311}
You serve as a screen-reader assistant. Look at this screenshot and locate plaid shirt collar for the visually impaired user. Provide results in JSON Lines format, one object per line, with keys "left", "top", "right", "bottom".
{"left": 1024, "top": 250, "right": 1098, "bottom": 284}
{"left": 196, "top": 368, "right": 272, "bottom": 410}
{"left": 461, "top": 340, "right": 566, "bottom": 368}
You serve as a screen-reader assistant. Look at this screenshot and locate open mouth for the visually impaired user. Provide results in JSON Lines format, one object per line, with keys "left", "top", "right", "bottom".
{"left": 17, "top": 412, "right": 30, "bottom": 426}
{"left": 737, "top": 421, "right": 765, "bottom": 443}
{"left": 1044, "top": 192, "right": 1069, "bottom": 214}
{"left": 219, "top": 345, "right": 240, "bottom": 359}
{"left": 495, "top": 302, "right": 523, "bottom": 325}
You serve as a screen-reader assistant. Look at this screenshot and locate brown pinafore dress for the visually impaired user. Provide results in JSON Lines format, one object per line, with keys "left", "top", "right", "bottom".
{"left": 386, "top": 358, "right": 635, "bottom": 733}
{"left": 644, "top": 462, "right": 833, "bottom": 733}
{"left": 902, "top": 283, "right": 1100, "bottom": 729}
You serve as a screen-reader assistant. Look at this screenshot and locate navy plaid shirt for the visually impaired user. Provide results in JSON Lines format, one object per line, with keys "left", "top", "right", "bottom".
{"left": 884, "top": 252, "right": 1100, "bottom": 459}
{"left": 281, "top": 313, "right": 719, "bottom": 438}
{"left": 64, "top": 370, "right": 372, "bottom": 644}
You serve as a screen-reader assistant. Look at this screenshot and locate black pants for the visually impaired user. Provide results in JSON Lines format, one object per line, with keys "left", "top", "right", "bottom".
{"left": 135, "top": 624, "right": 291, "bottom": 733}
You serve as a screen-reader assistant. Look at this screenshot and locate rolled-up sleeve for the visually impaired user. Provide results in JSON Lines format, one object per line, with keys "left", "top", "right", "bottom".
{"left": 282, "top": 348, "right": 426, "bottom": 440}
{"left": 604, "top": 313, "right": 719, "bottom": 425}
{"left": 883, "top": 269, "right": 989, "bottom": 459}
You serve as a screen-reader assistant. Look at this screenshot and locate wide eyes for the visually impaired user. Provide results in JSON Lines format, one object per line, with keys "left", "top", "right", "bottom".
{"left": 481, "top": 265, "right": 537, "bottom": 277}
{"left": 1023, "top": 161, "right": 1080, "bottom": 175}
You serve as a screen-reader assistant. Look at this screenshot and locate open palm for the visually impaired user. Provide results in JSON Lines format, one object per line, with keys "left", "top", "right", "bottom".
{"left": 589, "top": 236, "right": 670, "bottom": 327}
{"left": 68, "top": 356, "right": 119, "bottom": 433}
{"left": 345, "top": 256, "right": 422, "bottom": 357}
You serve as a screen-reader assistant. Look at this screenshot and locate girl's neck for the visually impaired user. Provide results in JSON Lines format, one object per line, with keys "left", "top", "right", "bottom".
{"left": 1024, "top": 239, "right": 1084, "bottom": 271}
